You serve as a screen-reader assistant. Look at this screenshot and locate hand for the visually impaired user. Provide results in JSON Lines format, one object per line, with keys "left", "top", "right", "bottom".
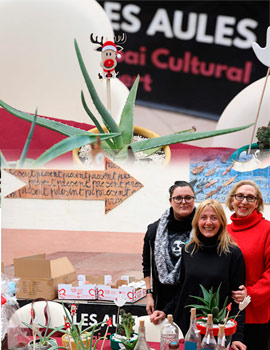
{"left": 150, "top": 310, "right": 166, "bottom": 324}
{"left": 231, "top": 341, "right": 247, "bottom": 350}
{"left": 146, "top": 294, "right": 155, "bottom": 315}
{"left": 232, "top": 285, "right": 247, "bottom": 304}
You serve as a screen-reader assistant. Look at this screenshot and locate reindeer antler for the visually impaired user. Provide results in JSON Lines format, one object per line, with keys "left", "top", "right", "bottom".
{"left": 90, "top": 33, "right": 104, "bottom": 46}
{"left": 114, "top": 33, "right": 127, "bottom": 45}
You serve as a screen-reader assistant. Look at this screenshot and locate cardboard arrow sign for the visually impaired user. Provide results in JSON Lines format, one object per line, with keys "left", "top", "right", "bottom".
{"left": 4, "top": 158, "right": 143, "bottom": 214}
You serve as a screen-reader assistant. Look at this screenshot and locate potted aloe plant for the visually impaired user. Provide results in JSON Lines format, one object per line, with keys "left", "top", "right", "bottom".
{"left": 186, "top": 284, "right": 237, "bottom": 337}
{"left": 0, "top": 38, "right": 253, "bottom": 167}
{"left": 60, "top": 305, "right": 105, "bottom": 350}
{"left": 22, "top": 319, "right": 64, "bottom": 350}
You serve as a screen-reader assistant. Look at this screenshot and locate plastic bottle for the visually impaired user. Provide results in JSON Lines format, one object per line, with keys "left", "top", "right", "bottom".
{"left": 134, "top": 320, "right": 150, "bottom": 350}
{"left": 184, "top": 308, "right": 201, "bottom": 350}
{"left": 160, "top": 314, "right": 179, "bottom": 350}
{"left": 216, "top": 324, "right": 226, "bottom": 350}
{"left": 201, "top": 314, "right": 217, "bottom": 350}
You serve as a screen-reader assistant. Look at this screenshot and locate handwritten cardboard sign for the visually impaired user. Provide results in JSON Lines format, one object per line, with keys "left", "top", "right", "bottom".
{"left": 4, "top": 158, "right": 143, "bottom": 214}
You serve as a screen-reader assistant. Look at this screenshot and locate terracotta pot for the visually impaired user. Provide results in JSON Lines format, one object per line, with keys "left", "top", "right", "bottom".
{"left": 72, "top": 125, "right": 171, "bottom": 166}
{"left": 62, "top": 333, "right": 91, "bottom": 350}
{"left": 196, "top": 317, "right": 237, "bottom": 337}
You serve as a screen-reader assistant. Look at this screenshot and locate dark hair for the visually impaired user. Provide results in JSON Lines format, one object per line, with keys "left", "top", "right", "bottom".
{"left": 169, "top": 181, "right": 195, "bottom": 198}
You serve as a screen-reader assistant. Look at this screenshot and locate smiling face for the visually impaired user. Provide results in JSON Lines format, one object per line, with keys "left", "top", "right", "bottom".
{"left": 231, "top": 184, "right": 258, "bottom": 218}
{"left": 198, "top": 206, "right": 221, "bottom": 238}
{"left": 169, "top": 186, "right": 195, "bottom": 220}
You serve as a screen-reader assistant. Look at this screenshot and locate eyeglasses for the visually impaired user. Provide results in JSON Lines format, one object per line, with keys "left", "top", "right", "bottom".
{"left": 171, "top": 195, "right": 195, "bottom": 204}
{"left": 231, "top": 193, "right": 258, "bottom": 203}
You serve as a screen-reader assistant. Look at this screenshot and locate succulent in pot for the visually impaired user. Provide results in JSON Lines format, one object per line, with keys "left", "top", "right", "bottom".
{"left": 22, "top": 319, "right": 64, "bottom": 350}
{"left": 0, "top": 37, "right": 253, "bottom": 168}
{"left": 110, "top": 310, "right": 138, "bottom": 350}
{"left": 185, "top": 284, "right": 237, "bottom": 337}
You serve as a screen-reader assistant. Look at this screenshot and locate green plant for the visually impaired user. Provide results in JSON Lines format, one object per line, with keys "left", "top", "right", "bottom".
{"left": 74, "top": 39, "right": 253, "bottom": 161}
{"left": 0, "top": 40, "right": 254, "bottom": 166}
{"left": 114, "top": 310, "right": 137, "bottom": 350}
{"left": 256, "top": 122, "right": 270, "bottom": 150}
{"left": 186, "top": 284, "right": 229, "bottom": 324}
{"left": 22, "top": 319, "right": 64, "bottom": 348}
{"left": 0, "top": 104, "right": 119, "bottom": 168}
{"left": 116, "top": 309, "right": 135, "bottom": 340}
{"left": 58, "top": 305, "right": 106, "bottom": 350}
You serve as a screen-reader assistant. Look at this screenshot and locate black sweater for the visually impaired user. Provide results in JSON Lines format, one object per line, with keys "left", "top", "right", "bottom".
{"left": 142, "top": 207, "right": 195, "bottom": 309}
{"left": 163, "top": 236, "right": 246, "bottom": 342}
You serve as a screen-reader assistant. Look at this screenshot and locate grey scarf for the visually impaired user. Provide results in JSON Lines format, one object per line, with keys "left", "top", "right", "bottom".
{"left": 154, "top": 208, "right": 193, "bottom": 285}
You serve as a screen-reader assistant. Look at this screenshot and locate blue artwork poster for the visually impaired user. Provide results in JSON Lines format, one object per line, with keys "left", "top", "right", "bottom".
{"left": 189, "top": 150, "right": 270, "bottom": 204}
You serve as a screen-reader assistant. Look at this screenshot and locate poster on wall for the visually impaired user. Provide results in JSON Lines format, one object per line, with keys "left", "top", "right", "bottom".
{"left": 99, "top": 1, "right": 269, "bottom": 119}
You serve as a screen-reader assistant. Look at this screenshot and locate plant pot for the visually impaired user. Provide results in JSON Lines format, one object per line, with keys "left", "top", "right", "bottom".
{"left": 196, "top": 317, "right": 237, "bottom": 337}
{"left": 229, "top": 143, "right": 270, "bottom": 171}
{"left": 110, "top": 333, "right": 138, "bottom": 350}
{"left": 62, "top": 333, "right": 91, "bottom": 350}
{"left": 72, "top": 125, "right": 171, "bottom": 166}
{"left": 27, "top": 339, "right": 57, "bottom": 350}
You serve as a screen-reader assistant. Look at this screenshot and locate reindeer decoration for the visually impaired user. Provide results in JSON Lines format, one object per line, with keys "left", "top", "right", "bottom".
{"left": 90, "top": 33, "right": 127, "bottom": 79}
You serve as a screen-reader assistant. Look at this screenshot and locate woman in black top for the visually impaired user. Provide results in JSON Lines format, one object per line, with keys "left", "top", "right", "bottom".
{"left": 150, "top": 199, "right": 246, "bottom": 350}
{"left": 142, "top": 180, "right": 196, "bottom": 314}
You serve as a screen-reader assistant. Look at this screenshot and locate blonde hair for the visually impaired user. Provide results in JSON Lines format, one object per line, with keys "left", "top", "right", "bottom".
{"left": 226, "top": 180, "right": 264, "bottom": 212}
{"left": 186, "top": 199, "right": 237, "bottom": 255}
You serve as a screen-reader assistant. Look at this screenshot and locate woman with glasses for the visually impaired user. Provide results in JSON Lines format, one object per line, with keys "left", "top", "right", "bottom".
{"left": 142, "top": 180, "right": 196, "bottom": 315}
{"left": 226, "top": 180, "right": 270, "bottom": 349}
{"left": 150, "top": 199, "right": 246, "bottom": 350}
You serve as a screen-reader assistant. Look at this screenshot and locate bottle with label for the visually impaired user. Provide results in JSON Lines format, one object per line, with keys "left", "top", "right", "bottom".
{"left": 217, "top": 324, "right": 226, "bottom": 350}
{"left": 134, "top": 320, "right": 150, "bottom": 350}
{"left": 160, "top": 314, "right": 179, "bottom": 350}
{"left": 184, "top": 308, "right": 201, "bottom": 350}
{"left": 201, "top": 314, "right": 217, "bottom": 350}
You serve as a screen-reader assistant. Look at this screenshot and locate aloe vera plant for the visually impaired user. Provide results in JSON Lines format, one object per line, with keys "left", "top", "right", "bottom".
{"left": 0, "top": 39, "right": 254, "bottom": 166}
{"left": 74, "top": 39, "right": 254, "bottom": 160}
{"left": 186, "top": 284, "right": 229, "bottom": 324}
{"left": 57, "top": 305, "right": 106, "bottom": 350}
{"left": 0, "top": 102, "right": 119, "bottom": 168}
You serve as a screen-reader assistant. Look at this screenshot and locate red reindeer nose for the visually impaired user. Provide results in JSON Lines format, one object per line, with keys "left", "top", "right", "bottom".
{"left": 104, "top": 59, "right": 114, "bottom": 68}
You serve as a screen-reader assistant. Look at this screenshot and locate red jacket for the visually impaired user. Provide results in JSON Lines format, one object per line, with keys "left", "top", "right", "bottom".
{"left": 227, "top": 210, "right": 270, "bottom": 324}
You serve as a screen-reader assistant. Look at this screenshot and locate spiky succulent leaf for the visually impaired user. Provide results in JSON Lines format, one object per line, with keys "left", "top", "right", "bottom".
{"left": 17, "top": 109, "right": 38, "bottom": 168}
{"left": 186, "top": 295, "right": 209, "bottom": 305}
{"left": 74, "top": 39, "right": 123, "bottom": 150}
{"left": 215, "top": 283, "right": 222, "bottom": 307}
{"left": 81, "top": 90, "right": 115, "bottom": 150}
{"left": 199, "top": 284, "right": 211, "bottom": 303}
{"left": 33, "top": 133, "right": 119, "bottom": 167}
{"left": 0, "top": 99, "right": 94, "bottom": 137}
{"left": 130, "top": 124, "right": 253, "bottom": 153}
{"left": 118, "top": 75, "right": 140, "bottom": 145}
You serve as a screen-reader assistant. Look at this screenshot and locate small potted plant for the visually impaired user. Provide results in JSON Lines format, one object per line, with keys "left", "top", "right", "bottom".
{"left": 22, "top": 319, "right": 64, "bottom": 350}
{"left": 229, "top": 122, "right": 270, "bottom": 167}
{"left": 60, "top": 306, "right": 105, "bottom": 350}
{"left": 186, "top": 284, "right": 237, "bottom": 337}
{"left": 110, "top": 310, "right": 138, "bottom": 350}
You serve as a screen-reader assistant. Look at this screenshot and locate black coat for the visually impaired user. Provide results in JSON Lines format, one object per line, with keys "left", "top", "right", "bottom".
{"left": 142, "top": 207, "right": 195, "bottom": 309}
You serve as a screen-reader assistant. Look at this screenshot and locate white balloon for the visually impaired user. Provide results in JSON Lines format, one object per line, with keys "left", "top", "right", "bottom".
{"left": 0, "top": 0, "right": 129, "bottom": 124}
{"left": 211, "top": 77, "right": 270, "bottom": 148}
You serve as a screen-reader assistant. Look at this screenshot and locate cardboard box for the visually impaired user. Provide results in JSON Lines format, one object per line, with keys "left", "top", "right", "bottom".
{"left": 14, "top": 253, "right": 76, "bottom": 300}
{"left": 97, "top": 275, "right": 146, "bottom": 303}
{"left": 58, "top": 281, "right": 96, "bottom": 300}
